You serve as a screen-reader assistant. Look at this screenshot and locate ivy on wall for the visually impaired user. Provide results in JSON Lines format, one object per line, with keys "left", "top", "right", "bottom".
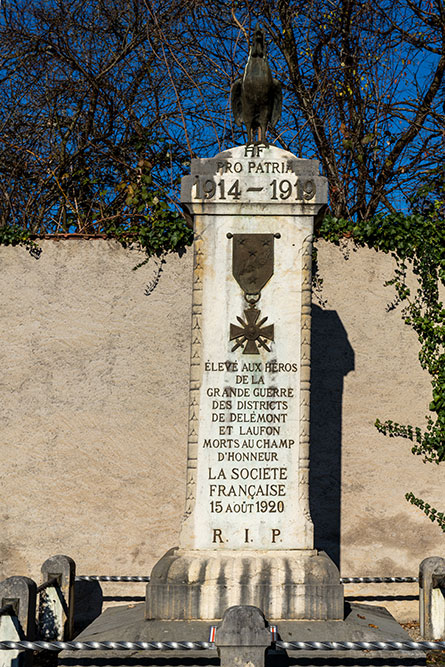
{"left": 0, "top": 224, "right": 41, "bottom": 256}
{"left": 103, "top": 171, "right": 193, "bottom": 269}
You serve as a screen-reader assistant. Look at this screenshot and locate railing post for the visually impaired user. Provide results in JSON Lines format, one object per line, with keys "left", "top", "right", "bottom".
{"left": 0, "top": 576, "right": 36, "bottom": 667}
{"left": 39, "top": 555, "right": 75, "bottom": 641}
{"left": 419, "top": 556, "right": 445, "bottom": 640}
{"left": 216, "top": 606, "right": 271, "bottom": 667}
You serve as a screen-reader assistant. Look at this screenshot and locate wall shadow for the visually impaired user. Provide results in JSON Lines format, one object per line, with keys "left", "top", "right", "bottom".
{"left": 310, "top": 304, "right": 355, "bottom": 568}
{"left": 73, "top": 580, "right": 103, "bottom": 635}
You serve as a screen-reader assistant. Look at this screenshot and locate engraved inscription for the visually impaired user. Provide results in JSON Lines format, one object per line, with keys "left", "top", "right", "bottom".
{"left": 193, "top": 175, "right": 316, "bottom": 202}
{"left": 199, "top": 359, "right": 299, "bottom": 547}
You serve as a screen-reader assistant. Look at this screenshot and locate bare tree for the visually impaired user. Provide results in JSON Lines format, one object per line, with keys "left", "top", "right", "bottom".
{"left": 145, "top": 0, "right": 445, "bottom": 219}
{"left": 0, "top": 0, "right": 191, "bottom": 233}
{"left": 0, "top": 0, "right": 444, "bottom": 233}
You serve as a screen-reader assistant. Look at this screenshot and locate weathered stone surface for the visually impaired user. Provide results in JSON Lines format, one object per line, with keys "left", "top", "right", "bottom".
{"left": 0, "top": 576, "right": 36, "bottom": 667}
{"left": 419, "top": 556, "right": 445, "bottom": 639}
{"left": 146, "top": 548, "right": 343, "bottom": 620}
{"left": 0, "top": 576, "right": 36, "bottom": 637}
{"left": 216, "top": 605, "right": 270, "bottom": 667}
{"left": 40, "top": 554, "right": 75, "bottom": 639}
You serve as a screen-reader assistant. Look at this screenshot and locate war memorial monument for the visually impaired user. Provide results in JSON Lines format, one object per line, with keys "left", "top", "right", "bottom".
{"left": 68, "top": 24, "right": 426, "bottom": 666}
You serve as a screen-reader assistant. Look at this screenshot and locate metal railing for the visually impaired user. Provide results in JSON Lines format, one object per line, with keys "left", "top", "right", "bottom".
{"left": 0, "top": 638, "right": 444, "bottom": 652}
{"left": 75, "top": 574, "right": 419, "bottom": 584}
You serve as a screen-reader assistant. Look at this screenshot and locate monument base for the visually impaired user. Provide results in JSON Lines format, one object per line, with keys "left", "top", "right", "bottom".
{"left": 145, "top": 547, "right": 343, "bottom": 621}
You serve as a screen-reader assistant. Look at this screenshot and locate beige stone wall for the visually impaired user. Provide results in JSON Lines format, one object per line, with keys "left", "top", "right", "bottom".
{"left": 0, "top": 238, "right": 443, "bottom": 621}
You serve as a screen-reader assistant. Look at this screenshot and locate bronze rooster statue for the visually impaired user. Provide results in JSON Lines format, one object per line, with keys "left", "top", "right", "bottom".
{"left": 231, "top": 23, "right": 282, "bottom": 145}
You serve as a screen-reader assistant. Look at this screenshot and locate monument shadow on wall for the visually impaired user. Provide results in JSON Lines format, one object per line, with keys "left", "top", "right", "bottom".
{"left": 310, "top": 304, "right": 355, "bottom": 568}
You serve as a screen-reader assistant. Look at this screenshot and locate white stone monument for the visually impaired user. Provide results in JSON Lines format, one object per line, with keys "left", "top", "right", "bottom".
{"left": 146, "top": 143, "right": 343, "bottom": 620}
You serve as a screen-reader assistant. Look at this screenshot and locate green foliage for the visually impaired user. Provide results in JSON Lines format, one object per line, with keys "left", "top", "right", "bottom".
{"left": 318, "top": 169, "right": 445, "bottom": 530}
{"left": 405, "top": 492, "right": 445, "bottom": 531}
{"left": 104, "top": 171, "right": 193, "bottom": 269}
{"left": 0, "top": 224, "right": 41, "bottom": 257}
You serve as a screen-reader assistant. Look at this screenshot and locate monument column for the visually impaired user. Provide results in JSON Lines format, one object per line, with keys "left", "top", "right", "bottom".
{"left": 146, "top": 143, "right": 343, "bottom": 620}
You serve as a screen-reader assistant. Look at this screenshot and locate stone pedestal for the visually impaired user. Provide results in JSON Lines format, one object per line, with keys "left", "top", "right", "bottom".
{"left": 146, "top": 144, "right": 343, "bottom": 620}
{"left": 146, "top": 547, "right": 342, "bottom": 620}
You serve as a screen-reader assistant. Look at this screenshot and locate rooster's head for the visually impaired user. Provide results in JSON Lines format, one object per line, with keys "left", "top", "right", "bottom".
{"left": 251, "top": 23, "right": 266, "bottom": 58}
